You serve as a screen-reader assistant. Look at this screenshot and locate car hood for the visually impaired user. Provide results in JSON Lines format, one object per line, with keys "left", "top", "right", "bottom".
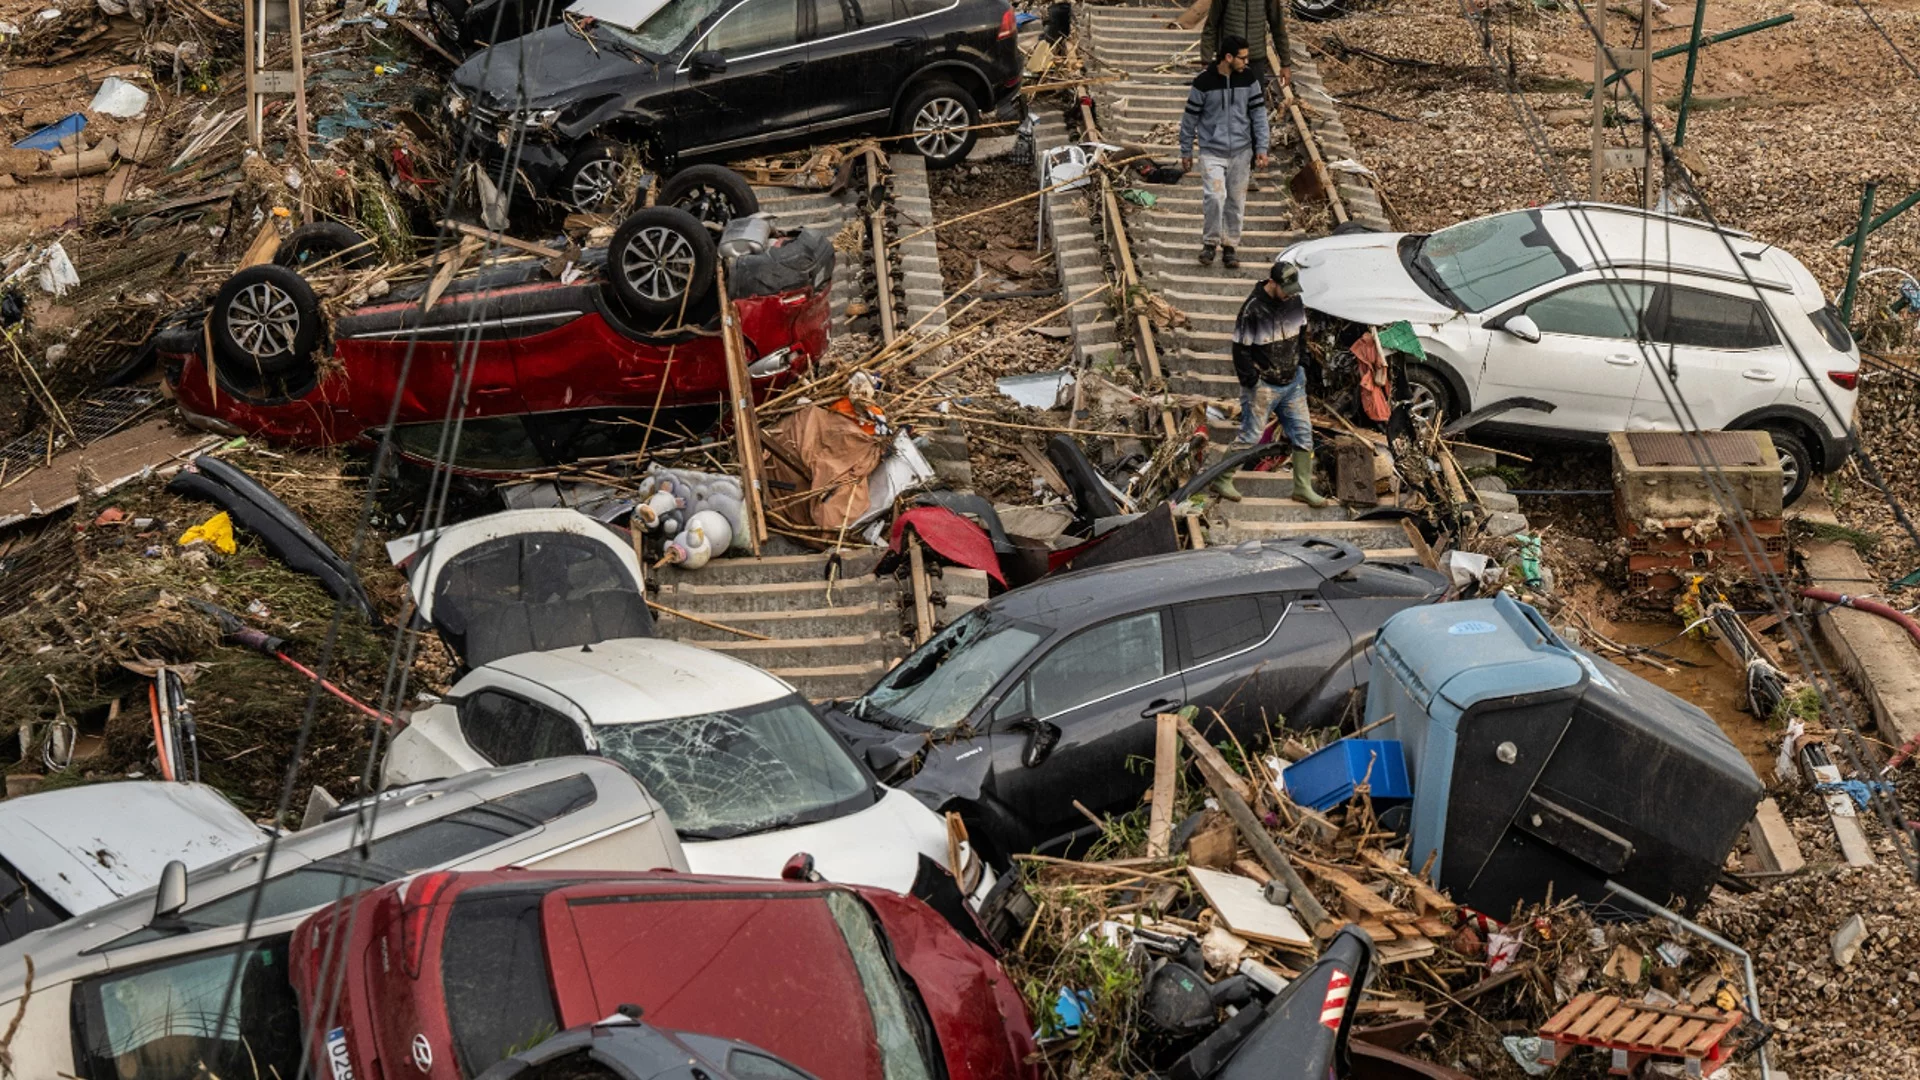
{"left": 1279, "top": 232, "right": 1461, "bottom": 326}
{"left": 682, "top": 787, "right": 948, "bottom": 894}
{"left": 454, "top": 25, "right": 656, "bottom": 112}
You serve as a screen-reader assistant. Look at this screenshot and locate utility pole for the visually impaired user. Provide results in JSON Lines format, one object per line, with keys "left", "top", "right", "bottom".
{"left": 244, "top": 0, "right": 309, "bottom": 157}
{"left": 1589, "top": 0, "right": 1654, "bottom": 207}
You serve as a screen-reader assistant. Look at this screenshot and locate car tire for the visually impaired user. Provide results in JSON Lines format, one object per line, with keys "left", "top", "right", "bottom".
{"left": 1405, "top": 364, "right": 1455, "bottom": 428}
{"left": 657, "top": 165, "right": 759, "bottom": 236}
{"left": 559, "top": 139, "right": 631, "bottom": 212}
{"left": 272, "top": 221, "right": 376, "bottom": 271}
{"left": 1292, "top": 0, "right": 1344, "bottom": 21}
{"left": 607, "top": 207, "right": 716, "bottom": 318}
{"left": 898, "top": 82, "right": 979, "bottom": 170}
{"left": 210, "top": 264, "right": 321, "bottom": 381}
{"left": 1760, "top": 426, "right": 1812, "bottom": 506}
{"left": 427, "top": 0, "right": 469, "bottom": 50}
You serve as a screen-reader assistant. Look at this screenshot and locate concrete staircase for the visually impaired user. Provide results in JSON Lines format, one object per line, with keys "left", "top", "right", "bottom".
{"left": 1066, "top": 6, "right": 1412, "bottom": 555}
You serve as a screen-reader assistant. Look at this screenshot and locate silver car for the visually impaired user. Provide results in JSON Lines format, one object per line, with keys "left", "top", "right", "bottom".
{"left": 0, "top": 756, "right": 684, "bottom": 1080}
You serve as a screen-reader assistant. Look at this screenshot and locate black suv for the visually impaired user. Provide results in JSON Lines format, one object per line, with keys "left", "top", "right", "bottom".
{"left": 447, "top": 0, "right": 1023, "bottom": 209}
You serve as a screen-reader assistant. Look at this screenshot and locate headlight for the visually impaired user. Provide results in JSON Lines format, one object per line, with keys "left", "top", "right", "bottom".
{"left": 447, "top": 94, "right": 467, "bottom": 119}
{"left": 506, "top": 108, "right": 561, "bottom": 129}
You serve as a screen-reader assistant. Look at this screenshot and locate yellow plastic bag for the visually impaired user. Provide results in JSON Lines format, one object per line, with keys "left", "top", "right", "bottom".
{"left": 178, "top": 511, "right": 237, "bottom": 555}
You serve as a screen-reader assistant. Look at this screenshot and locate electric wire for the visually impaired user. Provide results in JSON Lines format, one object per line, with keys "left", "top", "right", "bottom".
{"left": 1847, "top": 0, "right": 1920, "bottom": 81}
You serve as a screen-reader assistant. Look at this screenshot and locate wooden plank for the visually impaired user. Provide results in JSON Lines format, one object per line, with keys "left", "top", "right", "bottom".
{"left": 1413, "top": 916, "right": 1450, "bottom": 938}
{"left": 907, "top": 536, "right": 935, "bottom": 645}
{"left": 1175, "top": 716, "right": 1253, "bottom": 804}
{"left": 238, "top": 220, "right": 280, "bottom": 268}
{"left": 1400, "top": 517, "right": 1439, "bottom": 571}
{"left": 1686, "top": 1016, "right": 1741, "bottom": 1056}
{"left": 1745, "top": 797, "right": 1805, "bottom": 874}
{"left": 1301, "top": 861, "right": 1403, "bottom": 921}
{"left": 1593, "top": 1004, "right": 1639, "bottom": 1041}
{"left": 1612, "top": 1011, "right": 1662, "bottom": 1046}
{"left": 1188, "top": 866, "right": 1312, "bottom": 949}
{"left": 1357, "top": 919, "right": 1400, "bottom": 941}
{"left": 1375, "top": 937, "right": 1437, "bottom": 965}
{"left": 424, "top": 235, "right": 483, "bottom": 310}
{"left": 716, "top": 261, "right": 768, "bottom": 552}
{"left": 1541, "top": 993, "right": 1597, "bottom": 1036}
{"left": 1231, "top": 858, "right": 1270, "bottom": 884}
{"left": 1665, "top": 1019, "right": 1709, "bottom": 1055}
{"left": 1359, "top": 849, "right": 1454, "bottom": 913}
{"left": 1146, "top": 712, "right": 1179, "bottom": 858}
{"left": 443, "top": 219, "right": 566, "bottom": 260}
{"left": 1636, "top": 1014, "right": 1687, "bottom": 1051}
{"left": 1565, "top": 996, "right": 1620, "bottom": 1038}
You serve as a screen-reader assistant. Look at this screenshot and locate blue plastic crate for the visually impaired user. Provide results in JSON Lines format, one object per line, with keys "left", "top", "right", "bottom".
{"left": 1283, "top": 739, "right": 1412, "bottom": 812}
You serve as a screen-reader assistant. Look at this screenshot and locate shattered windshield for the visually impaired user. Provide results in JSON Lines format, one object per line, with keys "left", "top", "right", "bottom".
{"left": 1407, "top": 210, "right": 1577, "bottom": 312}
{"left": 854, "top": 609, "right": 1046, "bottom": 732}
{"left": 594, "top": 695, "right": 874, "bottom": 840}
{"left": 592, "top": 0, "right": 725, "bottom": 54}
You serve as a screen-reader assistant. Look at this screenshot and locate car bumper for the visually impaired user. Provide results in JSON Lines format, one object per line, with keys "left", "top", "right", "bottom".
{"left": 990, "top": 89, "right": 1027, "bottom": 122}
{"left": 1819, "top": 427, "right": 1856, "bottom": 471}
{"left": 473, "top": 136, "right": 575, "bottom": 200}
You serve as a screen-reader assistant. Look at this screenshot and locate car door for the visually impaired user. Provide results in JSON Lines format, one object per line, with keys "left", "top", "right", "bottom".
{"left": 1477, "top": 278, "right": 1656, "bottom": 433}
{"left": 807, "top": 0, "right": 923, "bottom": 127}
{"left": 1629, "top": 281, "right": 1788, "bottom": 432}
{"left": 1176, "top": 592, "right": 1351, "bottom": 741}
{"left": 986, "top": 610, "right": 1181, "bottom": 846}
{"left": 675, "top": 0, "right": 811, "bottom": 155}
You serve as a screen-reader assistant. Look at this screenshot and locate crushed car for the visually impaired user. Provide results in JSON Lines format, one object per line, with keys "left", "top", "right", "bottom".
{"left": 0, "top": 781, "right": 266, "bottom": 947}
{"left": 291, "top": 867, "right": 1040, "bottom": 1080}
{"left": 1277, "top": 201, "right": 1859, "bottom": 503}
{"left": 473, "top": 1012, "right": 830, "bottom": 1080}
{"left": 445, "top": 0, "right": 1024, "bottom": 209}
{"left": 0, "top": 758, "right": 684, "bottom": 1080}
{"left": 159, "top": 205, "right": 834, "bottom": 475}
{"left": 821, "top": 538, "right": 1447, "bottom": 864}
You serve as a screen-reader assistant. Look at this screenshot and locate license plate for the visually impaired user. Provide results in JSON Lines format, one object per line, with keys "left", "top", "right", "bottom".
{"left": 326, "top": 1028, "right": 356, "bottom": 1080}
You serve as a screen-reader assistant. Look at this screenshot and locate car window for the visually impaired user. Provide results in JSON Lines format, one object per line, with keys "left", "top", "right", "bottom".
{"left": 1177, "top": 595, "right": 1285, "bottom": 666}
{"left": 444, "top": 890, "right": 560, "bottom": 1077}
{"left": 900, "top": 0, "right": 947, "bottom": 12}
{"left": 460, "top": 690, "right": 590, "bottom": 766}
{"left": 854, "top": 609, "right": 1047, "bottom": 731}
{"left": 701, "top": 0, "right": 802, "bottom": 57}
{"left": 75, "top": 935, "right": 303, "bottom": 1080}
{"left": 0, "top": 856, "right": 68, "bottom": 946}
{"left": 731, "top": 1050, "right": 816, "bottom": 1080}
{"left": 1410, "top": 210, "right": 1578, "bottom": 312}
{"left": 594, "top": 694, "right": 872, "bottom": 840}
{"left": 813, "top": 0, "right": 849, "bottom": 36}
{"left": 1648, "top": 286, "right": 1778, "bottom": 350}
{"left": 388, "top": 416, "right": 546, "bottom": 472}
{"left": 851, "top": 0, "right": 900, "bottom": 22}
{"left": 1522, "top": 280, "right": 1653, "bottom": 339}
{"left": 1029, "top": 611, "right": 1166, "bottom": 719}
{"left": 992, "top": 679, "right": 1029, "bottom": 722}
{"left": 1809, "top": 303, "right": 1854, "bottom": 353}
{"left": 824, "top": 891, "right": 936, "bottom": 1080}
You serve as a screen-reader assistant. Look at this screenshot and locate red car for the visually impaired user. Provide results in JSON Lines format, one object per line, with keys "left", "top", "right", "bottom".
{"left": 158, "top": 205, "right": 833, "bottom": 475}
{"left": 289, "top": 867, "right": 1040, "bottom": 1080}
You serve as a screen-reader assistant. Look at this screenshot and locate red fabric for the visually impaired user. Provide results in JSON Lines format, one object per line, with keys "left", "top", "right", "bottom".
{"left": 1352, "top": 331, "right": 1392, "bottom": 422}
{"left": 890, "top": 507, "right": 1006, "bottom": 586}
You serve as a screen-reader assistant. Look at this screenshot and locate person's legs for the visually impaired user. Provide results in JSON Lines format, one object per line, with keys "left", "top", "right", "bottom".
{"left": 1198, "top": 152, "right": 1229, "bottom": 263}
{"left": 1267, "top": 367, "right": 1328, "bottom": 506}
{"left": 1235, "top": 381, "right": 1268, "bottom": 444}
{"left": 1220, "top": 150, "right": 1251, "bottom": 266}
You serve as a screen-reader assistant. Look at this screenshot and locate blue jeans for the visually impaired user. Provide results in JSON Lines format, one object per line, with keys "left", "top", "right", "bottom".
{"left": 1237, "top": 366, "right": 1312, "bottom": 450}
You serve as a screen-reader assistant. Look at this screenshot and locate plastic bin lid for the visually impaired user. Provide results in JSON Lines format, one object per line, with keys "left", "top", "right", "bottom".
{"left": 1375, "top": 594, "right": 1586, "bottom": 717}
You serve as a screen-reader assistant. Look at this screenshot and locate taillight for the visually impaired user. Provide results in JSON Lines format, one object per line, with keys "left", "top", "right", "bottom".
{"left": 1828, "top": 369, "right": 1859, "bottom": 390}
{"left": 399, "top": 871, "right": 455, "bottom": 978}
{"left": 997, "top": 8, "right": 1015, "bottom": 39}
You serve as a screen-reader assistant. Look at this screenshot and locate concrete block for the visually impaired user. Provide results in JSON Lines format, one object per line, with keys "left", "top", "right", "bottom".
{"left": 1609, "top": 430, "right": 1782, "bottom": 524}
{"left": 1477, "top": 489, "right": 1520, "bottom": 514}
{"left": 1485, "top": 510, "right": 1530, "bottom": 537}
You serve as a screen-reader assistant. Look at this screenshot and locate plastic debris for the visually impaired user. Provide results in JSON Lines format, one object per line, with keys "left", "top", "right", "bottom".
{"left": 1501, "top": 1036, "right": 1552, "bottom": 1076}
{"left": 88, "top": 77, "right": 150, "bottom": 118}
{"left": 37, "top": 243, "right": 79, "bottom": 296}
{"left": 14, "top": 113, "right": 84, "bottom": 151}
{"left": 178, "top": 511, "right": 237, "bottom": 555}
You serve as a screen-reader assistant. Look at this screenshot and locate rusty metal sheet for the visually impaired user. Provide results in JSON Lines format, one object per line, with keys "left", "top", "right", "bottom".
{"left": 1624, "top": 431, "right": 1766, "bottom": 468}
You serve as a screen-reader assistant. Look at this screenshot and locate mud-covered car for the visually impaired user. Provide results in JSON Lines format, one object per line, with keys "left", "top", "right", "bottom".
{"left": 158, "top": 204, "right": 834, "bottom": 475}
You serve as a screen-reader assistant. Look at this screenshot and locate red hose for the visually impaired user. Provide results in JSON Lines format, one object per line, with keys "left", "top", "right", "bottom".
{"left": 273, "top": 651, "right": 398, "bottom": 727}
{"left": 1799, "top": 587, "right": 1920, "bottom": 768}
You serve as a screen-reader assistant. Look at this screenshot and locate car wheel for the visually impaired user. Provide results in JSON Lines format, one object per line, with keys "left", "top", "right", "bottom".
{"left": 899, "top": 82, "right": 979, "bottom": 169}
{"left": 210, "top": 265, "right": 320, "bottom": 380}
{"left": 1292, "top": 0, "right": 1344, "bottom": 20}
{"left": 1761, "top": 426, "right": 1811, "bottom": 506}
{"left": 427, "top": 0, "right": 468, "bottom": 50}
{"left": 1405, "top": 364, "right": 1454, "bottom": 428}
{"left": 272, "top": 221, "right": 376, "bottom": 271}
{"left": 657, "top": 165, "right": 759, "bottom": 237}
{"left": 607, "top": 207, "right": 717, "bottom": 318}
{"left": 560, "top": 140, "right": 630, "bottom": 212}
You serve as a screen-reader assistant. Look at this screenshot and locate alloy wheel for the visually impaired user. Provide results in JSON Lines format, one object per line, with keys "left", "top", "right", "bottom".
{"left": 1777, "top": 445, "right": 1802, "bottom": 500}
{"left": 912, "top": 97, "right": 970, "bottom": 160}
{"left": 571, "top": 158, "right": 626, "bottom": 210}
{"left": 227, "top": 281, "right": 302, "bottom": 359}
{"left": 1407, "top": 378, "right": 1442, "bottom": 429}
{"left": 429, "top": 0, "right": 461, "bottom": 46}
{"left": 619, "top": 225, "right": 697, "bottom": 303}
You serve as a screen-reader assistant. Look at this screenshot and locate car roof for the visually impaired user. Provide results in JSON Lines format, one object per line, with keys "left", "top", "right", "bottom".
{"left": 1533, "top": 202, "right": 1795, "bottom": 292}
{"left": 479, "top": 638, "right": 793, "bottom": 723}
{"left": 984, "top": 539, "right": 1354, "bottom": 630}
{"left": 0, "top": 782, "right": 264, "bottom": 914}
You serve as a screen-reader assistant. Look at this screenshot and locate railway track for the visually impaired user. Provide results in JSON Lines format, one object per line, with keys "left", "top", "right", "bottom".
{"left": 647, "top": 154, "right": 982, "bottom": 701}
{"left": 1044, "top": 4, "right": 1416, "bottom": 557}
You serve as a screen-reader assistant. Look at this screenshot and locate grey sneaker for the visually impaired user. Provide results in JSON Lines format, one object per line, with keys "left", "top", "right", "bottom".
{"left": 1198, "top": 243, "right": 1217, "bottom": 266}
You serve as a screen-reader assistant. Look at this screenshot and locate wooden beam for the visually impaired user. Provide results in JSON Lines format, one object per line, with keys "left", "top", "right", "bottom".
{"left": 907, "top": 535, "right": 935, "bottom": 646}
{"left": 443, "top": 219, "right": 566, "bottom": 260}
{"left": 1146, "top": 712, "right": 1179, "bottom": 858}
{"left": 717, "top": 261, "right": 769, "bottom": 551}
{"left": 1174, "top": 715, "right": 1251, "bottom": 805}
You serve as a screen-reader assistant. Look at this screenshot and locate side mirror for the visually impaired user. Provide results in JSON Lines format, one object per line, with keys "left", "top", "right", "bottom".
{"left": 1503, "top": 313, "right": 1541, "bottom": 344}
{"left": 865, "top": 742, "right": 902, "bottom": 775}
{"left": 690, "top": 50, "right": 726, "bottom": 75}
{"left": 153, "top": 860, "right": 188, "bottom": 922}
{"left": 1014, "top": 719, "right": 1061, "bottom": 769}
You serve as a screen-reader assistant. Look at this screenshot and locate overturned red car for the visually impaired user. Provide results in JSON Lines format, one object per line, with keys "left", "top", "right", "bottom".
{"left": 290, "top": 867, "right": 1040, "bottom": 1080}
{"left": 158, "top": 203, "right": 833, "bottom": 474}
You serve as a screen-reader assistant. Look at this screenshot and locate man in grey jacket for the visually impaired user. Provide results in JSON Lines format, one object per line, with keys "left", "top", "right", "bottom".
{"left": 1199, "top": 0, "right": 1291, "bottom": 84}
{"left": 1178, "top": 36, "right": 1269, "bottom": 269}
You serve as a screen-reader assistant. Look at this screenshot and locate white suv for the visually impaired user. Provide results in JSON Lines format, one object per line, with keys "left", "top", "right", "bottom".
{"left": 1277, "top": 202, "right": 1859, "bottom": 503}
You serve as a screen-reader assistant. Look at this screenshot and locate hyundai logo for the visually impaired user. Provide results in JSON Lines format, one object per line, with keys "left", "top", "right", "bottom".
{"left": 412, "top": 1034, "right": 433, "bottom": 1072}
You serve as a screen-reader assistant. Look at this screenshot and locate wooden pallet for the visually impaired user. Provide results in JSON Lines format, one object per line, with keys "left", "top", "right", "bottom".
{"left": 1538, "top": 992, "right": 1743, "bottom": 1077}
{"left": 1280, "top": 851, "right": 1460, "bottom": 965}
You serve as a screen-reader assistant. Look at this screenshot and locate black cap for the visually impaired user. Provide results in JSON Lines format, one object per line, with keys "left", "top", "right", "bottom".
{"left": 1270, "top": 261, "right": 1299, "bottom": 290}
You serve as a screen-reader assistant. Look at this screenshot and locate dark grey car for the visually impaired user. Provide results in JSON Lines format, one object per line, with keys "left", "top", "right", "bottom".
{"left": 820, "top": 539, "right": 1447, "bottom": 863}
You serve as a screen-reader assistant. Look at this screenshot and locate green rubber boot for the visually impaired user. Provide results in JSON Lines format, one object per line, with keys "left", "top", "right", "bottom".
{"left": 1211, "top": 474, "right": 1244, "bottom": 502}
{"left": 1291, "top": 449, "right": 1329, "bottom": 508}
